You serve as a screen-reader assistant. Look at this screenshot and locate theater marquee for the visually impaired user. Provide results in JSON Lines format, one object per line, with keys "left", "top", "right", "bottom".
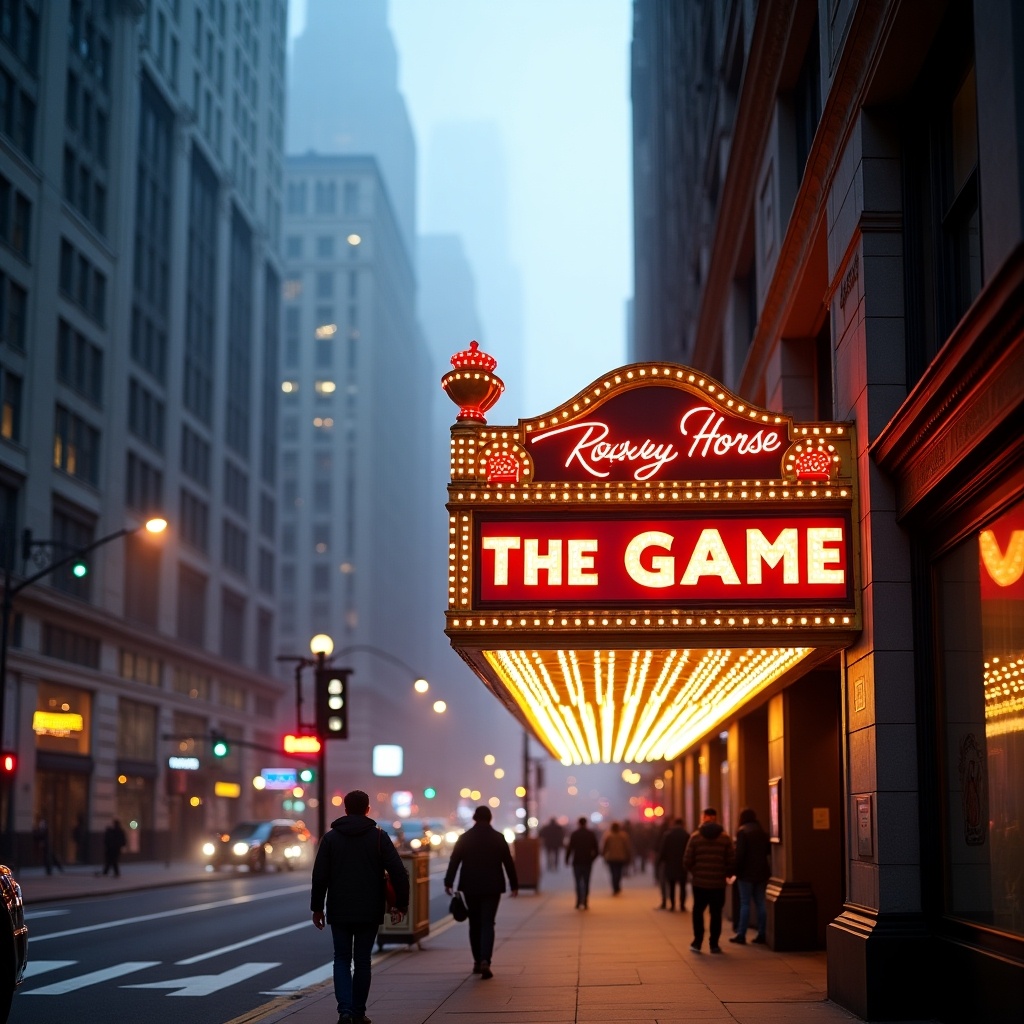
{"left": 442, "top": 347, "right": 861, "bottom": 765}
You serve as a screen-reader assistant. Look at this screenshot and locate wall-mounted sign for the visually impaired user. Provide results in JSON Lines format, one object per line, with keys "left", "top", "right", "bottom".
{"left": 32, "top": 711, "right": 85, "bottom": 737}
{"left": 214, "top": 781, "right": 241, "bottom": 798}
{"left": 261, "top": 768, "right": 298, "bottom": 790}
{"left": 168, "top": 756, "right": 200, "bottom": 771}
{"left": 477, "top": 513, "right": 853, "bottom": 608}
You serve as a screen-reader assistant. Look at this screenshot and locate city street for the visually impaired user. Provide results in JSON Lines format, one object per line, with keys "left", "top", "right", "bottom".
{"left": 11, "top": 860, "right": 452, "bottom": 1024}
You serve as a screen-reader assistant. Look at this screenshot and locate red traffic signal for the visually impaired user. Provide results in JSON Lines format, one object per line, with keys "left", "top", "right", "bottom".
{"left": 0, "top": 752, "right": 16, "bottom": 775}
{"left": 284, "top": 734, "right": 322, "bottom": 754}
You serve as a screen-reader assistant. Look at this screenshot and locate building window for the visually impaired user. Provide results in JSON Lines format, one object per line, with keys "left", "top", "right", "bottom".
{"left": 220, "top": 588, "right": 245, "bottom": 661}
{"left": 937, "top": 494, "right": 1024, "bottom": 939}
{"left": 120, "top": 650, "right": 162, "bottom": 687}
{"left": 49, "top": 504, "right": 95, "bottom": 599}
{"left": 1, "top": 368, "right": 21, "bottom": 441}
{"left": 173, "top": 668, "right": 211, "bottom": 701}
{"left": 57, "top": 320, "right": 104, "bottom": 405}
{"left": 125, "top": 451, "right": 163, "bottom": 516}
{"left": 118, "top": 699, "right": 157, "bottom": 761}
{"left": 179, "top": 488, "right": 209, "bottom": 552}
{"left": 177, "top": 565, "right": 207, "bottom": 646}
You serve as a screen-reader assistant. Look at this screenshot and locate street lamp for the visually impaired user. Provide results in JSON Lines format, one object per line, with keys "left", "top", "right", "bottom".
{"left": 0, "top": 516, "right": 168, "bottom": 850}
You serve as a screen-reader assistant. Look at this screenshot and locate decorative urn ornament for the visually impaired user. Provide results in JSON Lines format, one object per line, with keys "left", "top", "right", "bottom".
{"left": 441, "top": 340, "right": 504, "bottom": 423}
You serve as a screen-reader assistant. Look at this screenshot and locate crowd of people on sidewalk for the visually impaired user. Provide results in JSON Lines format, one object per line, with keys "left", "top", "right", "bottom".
{"left": 310, "top": 791, "right": 772, "bottom": 1024}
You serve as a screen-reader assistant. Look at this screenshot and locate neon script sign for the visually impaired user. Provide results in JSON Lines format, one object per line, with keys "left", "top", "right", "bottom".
{"left": 477, "top": 514, "right": 853, "bottom": 608}
{"left": 528, "top": 386, "right": 788, "bottom": 483}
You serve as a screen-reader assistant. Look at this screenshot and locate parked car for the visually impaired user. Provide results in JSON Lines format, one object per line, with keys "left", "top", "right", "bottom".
{"left": 378, "top": 820, "right": 406, "bottom": 850}
{"left": 202, "top": 819, "right": 313, "bottom": 872}
{"left": 0, "top": 864, "right": 27, "bottom": 1023}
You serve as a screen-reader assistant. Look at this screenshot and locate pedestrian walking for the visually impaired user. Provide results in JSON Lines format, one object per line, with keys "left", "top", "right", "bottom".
{"left": 539, "top": 816, "right": 566, "bottom": 870}
{"left": 600, "top": 820, "right": 633, "bottom": 895}
{"left": 310, "top": 789, "right": 410, "bottom": 1024}
{"left": 98, "top": 818, "right": 127, "bottom": 876}
{"left": 33, "top": 817, "right": 64, "bottom": 874}
{"left": 684, "top": 808, "right": 735, "bottom": 954}
{"left": 729, "top": 807, "right": 771, "bottom": 944}
{"left": 655, "top": 817, "right": 689, "bottom": 911}
{"left": 72, "top": 814, "right": 89, "bottom": 864}
{"left": 565, "top": 815, "right": 600, "bottom": 909}
{"left": 443, "top": 806, "right": 518, "bottom": 979}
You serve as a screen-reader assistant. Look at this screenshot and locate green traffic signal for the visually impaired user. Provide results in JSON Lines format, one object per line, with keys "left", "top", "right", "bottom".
{"left": 298, "top": 767, "right": 315, "bottom": 784}
{"left": 71, "top": 559, "right": 88, "bottom": 579}
{"left": 211, "top": 733, "right": 229, "bottom": 758}
{"left": 423, "top": 787, "right": 437, "bottom": 799}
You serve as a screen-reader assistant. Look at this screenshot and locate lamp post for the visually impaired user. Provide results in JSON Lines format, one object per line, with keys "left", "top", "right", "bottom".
{"left": 0, "top": 516, "right": 168, "bottom": 852}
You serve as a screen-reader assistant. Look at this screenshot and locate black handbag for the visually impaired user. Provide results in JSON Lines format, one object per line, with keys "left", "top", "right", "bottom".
{"left": 449, "top": 891, "right": 468, "bottom": 921}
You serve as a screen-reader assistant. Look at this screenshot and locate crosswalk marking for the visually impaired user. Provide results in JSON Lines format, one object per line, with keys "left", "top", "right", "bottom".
{"left": 123, "top": 961, "right": 279, "bottom": 996}
{"left": 22, "top": 960, "right": 76, "bottom": 979}
{"left": 260, "top": 961, "right": 333, "bottom": 994}
{"left": 177, "top": 920, "right": 308, "bottom": 964}
{"left": 22, "top": 961, "right": 160, "bottom": 995}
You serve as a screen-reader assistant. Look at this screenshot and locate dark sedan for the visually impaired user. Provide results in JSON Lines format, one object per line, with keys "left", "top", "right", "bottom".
{"left": 0, "top": 864, "right": 26, "bottom": 1023}
{"left": 202, "top": 819, "right": 313, "bottom": 872}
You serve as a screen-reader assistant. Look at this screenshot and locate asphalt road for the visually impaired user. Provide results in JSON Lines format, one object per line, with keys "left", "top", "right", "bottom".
{"left": 12, "top": 861, "right": 453, "bottom": 1024}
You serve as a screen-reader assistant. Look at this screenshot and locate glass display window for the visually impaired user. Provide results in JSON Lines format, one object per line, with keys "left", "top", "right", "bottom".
{"left": 938, "top": 496, "right": 1024, "bottom": 936}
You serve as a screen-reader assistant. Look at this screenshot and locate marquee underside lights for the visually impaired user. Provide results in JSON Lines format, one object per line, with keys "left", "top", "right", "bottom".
{"left": 443, "top": 359, "right": 862, "bottom": 763}
{"left": 477, "top": 647, "right": 815, "bottom": 765}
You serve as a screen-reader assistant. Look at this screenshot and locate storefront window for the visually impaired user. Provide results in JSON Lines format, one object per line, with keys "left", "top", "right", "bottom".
{"left": 34, "top": 681, "right": 91, "bottom": 755}
{"left": 939, "top": 497, "right": 1024, "bottom": 936}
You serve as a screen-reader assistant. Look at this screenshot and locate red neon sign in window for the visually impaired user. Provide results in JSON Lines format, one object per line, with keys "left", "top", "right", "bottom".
{"left": 476, "top": 514, "right": 853, "bottom": 608}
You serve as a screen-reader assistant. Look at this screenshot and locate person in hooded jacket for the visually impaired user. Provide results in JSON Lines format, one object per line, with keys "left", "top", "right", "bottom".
{"left": 444, "top": 805, "right": 518, "bottom": 979}
{"left": 565, "top": 816, "right": 600, "bottom": 909}
{"left": 655, "top": 817, "right": 689, "bottom": 911}
{"left": 683, "top": 807, "right": 735, "bottom": 954}
{"left": 311, "top": 790, "right": 410, "bottom": 1024}
{"left": 729, "top": 807, "right": 771, "bottom": 944}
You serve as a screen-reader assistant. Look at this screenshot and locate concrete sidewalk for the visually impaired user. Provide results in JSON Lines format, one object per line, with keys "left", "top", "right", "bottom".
{"left": 237, "top": 865, "right": 934, "bottom": 1024}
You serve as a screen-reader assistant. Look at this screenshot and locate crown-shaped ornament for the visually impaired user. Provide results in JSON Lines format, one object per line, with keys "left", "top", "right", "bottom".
{"left": 442, "top": 340, "right": 504, "bottom": 423}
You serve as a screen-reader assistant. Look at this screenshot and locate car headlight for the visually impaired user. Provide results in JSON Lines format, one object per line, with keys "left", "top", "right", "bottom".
{"left": 202, "top": 842, "right": 216, "bottom": 856}
{"left": 232, "top": 842, "right": 250, "bottom": 856}
{"left": 445, "top": 831, "right": 459, "bottom": 845}
{"left": 409, "top": 838, "right": 422, "bottom": 849}
{"left": 283, "top": 845, "right": 300, "bottom": 858}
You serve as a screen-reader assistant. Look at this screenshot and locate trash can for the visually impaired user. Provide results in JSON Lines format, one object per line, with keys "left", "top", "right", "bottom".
{"left": 377, "top": 849, "right": 430, "bottom": 949}
{"left": 513, "top": 835, "right": 541, "bottom": 890}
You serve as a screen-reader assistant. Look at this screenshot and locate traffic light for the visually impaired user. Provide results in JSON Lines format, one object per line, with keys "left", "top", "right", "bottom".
{"left": 211, "top": 732, "right": 230, "bottom": 758}
{"left": 315, "top": 667, "right": 351, "bottom": 740}
{"left": 298, "top": 766, "right": 316, "bottom": 784}
{"left": 0, "top": 752, "right": 15, "bottom": 776}
{"left": 423, "top": 786, "right": 437, "bottom": 799}
{"left": 70, "top": 557, "right": 89, "bottom": 579}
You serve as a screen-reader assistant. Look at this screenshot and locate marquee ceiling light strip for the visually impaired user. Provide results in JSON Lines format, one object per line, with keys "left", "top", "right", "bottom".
{"left": 484, "top": 646, "right": 813, "bottom": 764}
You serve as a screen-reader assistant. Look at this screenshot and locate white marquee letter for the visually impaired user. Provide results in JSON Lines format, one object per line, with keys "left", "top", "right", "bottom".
{"left": 525, "top": 539, "right": 563, "bottom": 586}
{"left": 624, "top": 531, "right": 676, "bottom": 588}
{"left": 567, "top": 539, "right": 599, "bottom": 585}
{"left": 807, "top": 527, "right": 845, "bottom": 584}
{"left": 481, "top": 536, "right": 520, "bottom": 585}
{"left": 747, "top": 528, "right": 799, "bottom": 584}
{"left": 681, "top": 529, "right": 741, "bottom": 585}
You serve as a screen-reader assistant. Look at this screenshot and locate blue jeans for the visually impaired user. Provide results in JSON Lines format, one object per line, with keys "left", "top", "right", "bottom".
{"left": 736, "top": 879, "right": 767, "bottom": 937}
{"left": 465, "top": 893, "right": 502, "bottom": 965}
{"left": 330, "top": 921, "right": 378, "bottom": 1017}
{"left": 572, "top": 861, "right": 593, "bottom": 907}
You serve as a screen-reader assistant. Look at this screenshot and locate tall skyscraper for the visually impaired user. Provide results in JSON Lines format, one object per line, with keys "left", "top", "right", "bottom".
{"left": 0, "top": 0, "right": 290, "bottom": 863}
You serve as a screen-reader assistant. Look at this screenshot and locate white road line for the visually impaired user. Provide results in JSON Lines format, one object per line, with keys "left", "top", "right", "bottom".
{"left": 22, "top": 960, "right": 76, "bottom": 979}
{"left": 260, "top": 960, "right": 333, "bottom": 994}
{"left": 22, "top": 961, "right": 160, "bottom": 995}
{"left": 176, "top": 921, "right": 308, "bottom": 964}
{"left": 124, "top": 961, "right": 279, "bottom": 996}
{"left": 24, "top": 909, "right": 70, "bottom": 919}
{"left": 30, "top": 883, "right": 309, "bottom": 943}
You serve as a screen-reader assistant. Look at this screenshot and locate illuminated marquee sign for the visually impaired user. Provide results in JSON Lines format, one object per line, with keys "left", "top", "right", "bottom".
{"left": 441, "top": 355, "right": 861, "bottom": 765}
{"left": 528, "top": 385, "right": 787, "bottom": 482}
{"left": 477, "top": 514, "right": 853, "bottom": 607}
{"left": 168, "top": 756, "right": 200, "bottom": 771}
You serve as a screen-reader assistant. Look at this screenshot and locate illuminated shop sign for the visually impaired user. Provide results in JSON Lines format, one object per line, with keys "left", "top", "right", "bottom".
{"left": 214, "top": 781, "right": 241, "bottom": 798}
{"left": 32, "top": 711, "right": 85, "bottom": 737}
{"left": 261, "top": 768, "right": 298, "bottom": 790}
{"left": 477, "top": 514, "right": 853, "bottom": 607}
{"left": 168, "top": 756, "right": 200, "bottom": 771}
{"left": 979, "top": 512, "right": 1024, "bottom": 599}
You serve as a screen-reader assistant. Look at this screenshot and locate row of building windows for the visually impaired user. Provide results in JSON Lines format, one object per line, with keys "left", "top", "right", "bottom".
{"left": 65, "top": 69, "right": 109, "bottom": 170}
{"left": 1, "top": 0, "right": 40, "bottom": 75}
{"left": 0, "top": 66, "right": 35, "bottom": 162}
{"left": 0, "top": 173, "right": 31, "bottom": 258}
{"left": 285, "top": 179, "right": 361, "bottom": 217}
{"left": 59, "top": 239, "right": 107, "bottom": 325}
{"left": 57, "top": 319, "right": 104, "bottom": 405}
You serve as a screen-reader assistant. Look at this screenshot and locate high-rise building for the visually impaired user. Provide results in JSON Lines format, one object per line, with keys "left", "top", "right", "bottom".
{"left": 631, "top": 0, "right": 1024, "bottom": 1018}
{"left": 279, "top": 152, "right": 436, "bottom": 801}
{"left": 0, "top": 0, "right": 289, "bottom": 864}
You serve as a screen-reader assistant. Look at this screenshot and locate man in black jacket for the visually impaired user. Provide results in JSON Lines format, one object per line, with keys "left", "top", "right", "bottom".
{"left": 444, "top": 806, "right": 518, "bottom": 979}
{"left": 311, "top": 790, "right": 409, "bottom": 1024}
{"left": 565, "top": 816, "right": 599, "bottom": 909}
{"left": 729, "top": 807, "right": 771, "bottom": 944}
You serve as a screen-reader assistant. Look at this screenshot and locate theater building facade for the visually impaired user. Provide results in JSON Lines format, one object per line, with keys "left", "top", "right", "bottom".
{"left": 621, "top": 0, "right": 1024, "bottom": 1019}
